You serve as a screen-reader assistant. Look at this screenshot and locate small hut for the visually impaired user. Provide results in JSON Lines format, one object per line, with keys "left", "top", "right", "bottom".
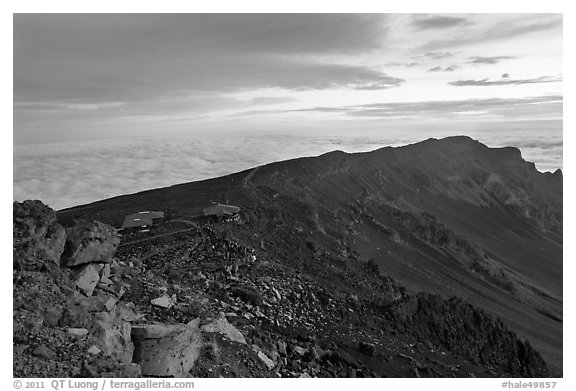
{"left": 202, "top": 203, "right": 241, "bottom": 222}
{"left": 119, "top": 211, "right": 164, "bottom": 233}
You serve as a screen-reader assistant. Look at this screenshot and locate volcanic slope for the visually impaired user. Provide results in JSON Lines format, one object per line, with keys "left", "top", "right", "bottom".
{"left": 58, "top": 136, "right": 563, "bottom": 372}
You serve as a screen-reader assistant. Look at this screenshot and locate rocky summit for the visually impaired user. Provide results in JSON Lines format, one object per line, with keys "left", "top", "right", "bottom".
{"left": 14, "top": 136, "right": 562, "bottom": 378}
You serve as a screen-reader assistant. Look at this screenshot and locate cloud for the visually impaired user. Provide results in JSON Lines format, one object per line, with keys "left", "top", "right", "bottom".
{"left": 428, "top": 65, "right": 460, "bottom": 72}
{"left": 14, "top": 13, "right": 403, "bottom": 146}
{"left": 14, "top": 14, "right": 388, "bottom": 57}
{"left": 13, "top": 135, "right": 404, "bottom": 210}
{"left": 348, "top": 76, "right": 405, "bottom": 90}
{"left": 14, "top": 14, "right": 391, "bottom": 104}
{"left": 249, "top": 97, "right": 297, "bottom": 106}
{"left": 385, "top": 62, "right": 419, "bottom": 68}
{"left": 14, "top": 52, "right": 405, "bottom": 143}
{"left": 467, "top": 56, "right": 516, "bottom": 64}
{"left": 290, "top": 95, "right": 562, "bottom": 121}
{"left": 422, "top": 51, "right": 456, "bottom": 59}
{"left": 420, "top": 14, "right": 562, "bottom": 50}
{"left": 448, "top": 75, "right": 562, "bottom": 86}
{"left": 351, "top": 96, "right": 562, "bottom": 119}
{"left": 15, "top": 54, "right": 403, "bottom": 105}
{"left": 412, "top": 15, "right": 471, "bottom": 30}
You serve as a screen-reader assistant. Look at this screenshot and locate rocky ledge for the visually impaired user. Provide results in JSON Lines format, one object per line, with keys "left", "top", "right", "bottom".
{"left": 13, "top": 200, "right": 550, "bottom": 378}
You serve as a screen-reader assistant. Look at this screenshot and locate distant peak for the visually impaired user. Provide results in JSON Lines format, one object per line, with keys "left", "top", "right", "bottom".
{"left": 320, "top": 150, "right": 348, "bottom": 157}
{"left": 439, "top": 135, "right": 476, "bottom": 143}
{"left": 435, "top": 135, "right": 485, "bottom": 147}
{"left": 405, "top": 135, "right": 486, "bottom": 152}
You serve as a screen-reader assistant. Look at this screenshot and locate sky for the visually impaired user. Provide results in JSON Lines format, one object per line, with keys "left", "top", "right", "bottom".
{"left": 13, "top": 13, "right": 563, "bottom": 210}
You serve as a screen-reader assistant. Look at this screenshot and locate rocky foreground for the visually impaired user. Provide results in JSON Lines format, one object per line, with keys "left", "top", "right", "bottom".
{"left": 13, "top": 199, "right": 550, "bottom": 378}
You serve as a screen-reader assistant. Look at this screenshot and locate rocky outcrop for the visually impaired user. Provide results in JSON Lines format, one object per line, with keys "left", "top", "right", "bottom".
{"left": 13, "top": 200, "right": 66, "bottom": 267}
{"left": 131, "top": 321, "right": 203, "bottom": 377}
{"left": 62, "top": 220, "right": 120, "bottom": 267}
{"left": 13, "top": 201, "right": 139, "bottom": 378}
{"left": 92, "top": 302, "right": 139, "bottom": 364}
{"left": 55, "top": 219, "right": 122, "bottom": 297}
{"left": 14, "top": 195, "right": 555, "bottom": 378}
{"left": 129, "top": 315, "right": 248, "bottom": 377}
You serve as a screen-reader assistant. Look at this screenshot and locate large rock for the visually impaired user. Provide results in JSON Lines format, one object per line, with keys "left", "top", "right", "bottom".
{"left": 72, "top": 263, "right": 105, "bottom": 296}
{"left": 13, "top": 200, "right": 66, "bottom": 265}
{"left": 150, "top": 295, "right": 175, "bottom": 309}
{"left": 201, "top": 313, "right": 247, "bottom": 344}
{"left": 62, "top": 220, "right": 120, "bottom": 267}
{"left": 131, "top": 321, "right": 203, "bottom": 377}
{"left": 93, "top": 309, "right": 134, "bottom": 364}
{"left": 257, "top": 351, "right": 275, "bottom": 370}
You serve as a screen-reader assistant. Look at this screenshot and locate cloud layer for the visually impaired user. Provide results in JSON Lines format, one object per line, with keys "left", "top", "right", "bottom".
{"left": 449, "top": 75, "right": 562, "bottom": 87}
{"left": 290, "top": 95, "right": 562, "bottom": 121}
{"left": 428, "top": 65, "right": 459, "bottom": 72}
{"left": 14, "top": 14, "right": 562, "bottom": 145}
{"left": 467, "top": 56, "right": 516, "bottom": 64}
{"left": 412, "top": 15, "right": 471, "bottom": 30}
{"left": 14, "top": 14, "right": 394, "bottom": 104}
{"left": 14, "top": 122, "right": 562, "bottom": 211}
{"left": 420, "top": 14, "right": 561, "bottom": 51}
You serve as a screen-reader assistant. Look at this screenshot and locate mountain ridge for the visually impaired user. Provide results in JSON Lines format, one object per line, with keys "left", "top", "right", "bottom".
{"left": 56, "top": 135, "right": 562, "bottom": 214}
{"left": 52, "top": 135, "right": 562, "bottom": 373}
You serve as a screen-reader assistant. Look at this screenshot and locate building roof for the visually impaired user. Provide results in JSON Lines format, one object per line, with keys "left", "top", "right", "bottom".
{"left": 203, "top": 203, "right": 241, "bottom": 217}
{"left": 121, "top": 216, "right": 154, "bottom": 229}
{"left": 134, "top": 211, "right": 164, "bottom": 219}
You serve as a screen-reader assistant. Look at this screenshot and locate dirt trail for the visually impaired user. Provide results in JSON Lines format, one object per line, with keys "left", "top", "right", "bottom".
{"left": 119, "top": 227, "right": 197, "bottom": 247}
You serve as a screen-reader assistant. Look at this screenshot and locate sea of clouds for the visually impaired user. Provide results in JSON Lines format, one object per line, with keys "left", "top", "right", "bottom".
{"left": 14, "top": 126, "right": 562, "bottom": 211}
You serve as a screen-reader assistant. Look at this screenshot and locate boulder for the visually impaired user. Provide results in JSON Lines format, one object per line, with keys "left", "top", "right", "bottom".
{"left": 293, "top": 346, "right": 308, "bottom": 356}
{"left": 200, "top": 313, "right": 247, "bottom": 344}
{"left": 92, "top": 310, "right": 134, "bottom": 364}
{"left": 87, "top": 345, "right": 102, "bottom": 355}
{"left": 72, "top": 263, "right": 105, "bottom": 296}
{"left": 131, "top": 322, "right": 203, "bottom": 377}
{"left": 105, "top": 297, "right": 117, "bottom": 311}
{"left": 114, "top": 302, "right": 140, "bottom": 322}
{"left": 151, "top": 295, "right": 175, "bottom": 309}
{"left": 277, "top": 340, "right": 288, "bottom": 356}
{"left": 13, "top": 200, "right": 66, "bottom": 266}
{"left": 132, "top": 324, "right": 181, "bottom": 340}
{"left": 100, "top": 263, "right": 111, "bottom": 280}
{"left": 257, "top": 351, "right": 275, "bottom": 370}
{"left": 62, "top": 220, "right": 120, "bottom": 267}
